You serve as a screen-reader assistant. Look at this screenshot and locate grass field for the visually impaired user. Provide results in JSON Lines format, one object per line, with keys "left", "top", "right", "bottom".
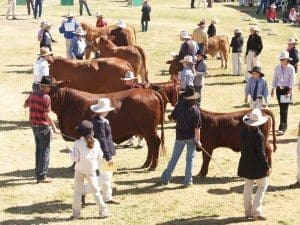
{"left": 0, "top": 0, "right": 300, "bottom": 224}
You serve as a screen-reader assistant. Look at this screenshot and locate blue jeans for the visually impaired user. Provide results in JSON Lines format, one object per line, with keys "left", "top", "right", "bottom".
{"left": 256, "top": 0, "right": 268, "bottom": 14}
{"left": 32, "top": 126, "right": 50, "bottom": 180}
{"left": 161, "top": 139, "right": 196, "bottom": 185}
{"left": 34, "top": 0, "right": 42, "bottom": 18}
{"left": 141, "top": 20, "right": 148, "bottom": 32}
{"left": 79, "top": 0, "right": 91, "bottom": 16}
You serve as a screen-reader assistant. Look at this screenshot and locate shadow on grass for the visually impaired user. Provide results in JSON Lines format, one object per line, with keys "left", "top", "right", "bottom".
{"left": 1, "top": 217, "right": 71, "bottom": 225}
{"left": 276, "top": 138, "right": 297, "bottom": 144}
{"left": 206, "top": 81, "right": 244, "bottom": 86}
{"left": 224, "top": 4, "right": 265, "bottom": 19}
{"left": 0, "top": 177, "right": 36, "bottom": 188}
{"left": 4, "top": 68, "right": 33, "bottom": 74}
{"left": 21, "top": 91, "right": 32, "bottom": 95}
{"left": 6, "top": 64, "right": 33, "bottom": 67}
{"left": 0, "top": 120, "right": 30, "bottom": 131}
{"left": 156, "top": 69, "right": 170, "bottom": 76}
{"left": 156, "top": 215, "right": 254, "bottom": 225}
{"left": 206, "top": 74, "right": 239, "bottom": 78}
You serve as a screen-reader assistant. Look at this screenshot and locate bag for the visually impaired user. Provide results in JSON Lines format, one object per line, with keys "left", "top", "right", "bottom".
{"left": 280, "top": 94, "right": 292, "bottom": 103}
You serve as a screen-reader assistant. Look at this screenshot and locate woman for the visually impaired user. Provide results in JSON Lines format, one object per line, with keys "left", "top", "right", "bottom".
{"left": 239, "top": 109, "right": 272, "bottom": 220}
{"left": 266, "top": 4, "right": 279, "bottom": 23}
{"left": 70, "top": 27, "right": 87, "bottom": 60}
{"left": 271, "top": 51, "right": 295, "bottom": 135}
{"left": 39, "top": 22, "right": 56, "bottom": 51}
{"left": 286, "top": 37, "right": 299, "bottom": 73}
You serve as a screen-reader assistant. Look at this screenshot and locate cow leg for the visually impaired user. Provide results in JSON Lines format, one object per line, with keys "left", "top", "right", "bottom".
{"left": 224, "top": 53, "right": 228, "bottom": 69}
{"left": 141, "top": 136, "right": 154, "bottom": 169}
{"left": 141, "top": 134, "right": 161, "bottom": 171}
{"left": 197, "top": 150, "right": 213, "bottom": 177}
{"left": 220, "top": 55, "right": 224, "bottom": 68}
{"left": 265, "top": 141, "right": 273, "bottom": 167}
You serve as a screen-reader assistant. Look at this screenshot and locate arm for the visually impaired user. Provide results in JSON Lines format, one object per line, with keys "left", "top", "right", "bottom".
{"left": 69, "top": 144, "right": 80, "bottom": 162}
{"left": 23, "top": 96, "right": 30, "bottom": 108}
{"left": 263, "top": 79, "right": 269, "bottom": 104}
{"left": 255, "top": 132, "right": 271, "bottom": 171}
{"left": 45, "top": 112, "right": 59, "bottom": 133}
{"left": 178, "top": 42, "right": 188, "bottom": 60}
{"left": 271, "top": 67, "right": 278, "bottom": 97}
{"left": 59, "top": 23, "right": 65, "bottom": 34}
{"left": 256, "top": 36, "right": 263, "bottom": 56}
{"left": 170, "top": 104, "right": 178, "bottom": 121}
{"left": 94, "top": 120, "right": 112, "bottom": 161}
{"left": 245, "top": 37, "right": 250, "bottom": 56}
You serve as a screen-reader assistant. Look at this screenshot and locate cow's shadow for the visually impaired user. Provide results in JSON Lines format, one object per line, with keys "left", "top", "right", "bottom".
{"left": 206, "top": 81, "right": 244, "bottom": 86}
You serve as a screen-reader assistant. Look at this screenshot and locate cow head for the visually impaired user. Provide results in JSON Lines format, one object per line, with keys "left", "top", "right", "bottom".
{"left": 97, "top": 35, "right": 116, "bottom": 49}
{"left": 166, "top": 56, "right": 182, "bottom": 80}
{"left": 49, "top": 80, "right": 70, "bottom": 114}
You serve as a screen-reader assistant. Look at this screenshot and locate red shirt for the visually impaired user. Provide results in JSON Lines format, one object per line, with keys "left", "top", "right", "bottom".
{"left": 25, "top": 89, "right": 51, "bottom": 126}
{"left": 266, "top": 9, "right": 277, "bottom": 20}
{"left": 96, "top": 18, "right": 107, "bottom": 28}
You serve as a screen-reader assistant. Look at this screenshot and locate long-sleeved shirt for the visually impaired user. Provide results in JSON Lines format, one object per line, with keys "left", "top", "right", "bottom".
{"left": 141, "top": 3, "right": 151, "bottom": 21}
{"left": 266, "top": 9, "right": 277, "bottom": 21}
{"left": 288, "top": 47, "right": 299, "bottom": 73}
{"left": 70, "top": 36, "right": 87, "bottom": 59}
{"left": 230, "top": 35, "right": 244, "bottom": 53}
{"left": 245, "top": 77, "right": 269, "bottom": 103}
{"left": 207, "top": 23, "right": 216, "bottom": 37}
{"left": 70, "top": 137, "right": 103, "bottom": 174}
{"left": 192, "top": 27, "right": 208, "bottom": 44}
{"left": 33, "top": 57, "right": 49, "bottom": 84}
{"left": 246, "top": 34, "right": 263, "bottom": 56}
{"left": 96, "top": 18, "right": 107, "bottom": 28}
{"left": 180, "top": 67, "right": 195, "bottom": 89}
{"left": 272, "top": 64, "right": 295, "bottom": 89}
{"left": 194, "top": 59, "right": 207, "bottom": 87}
{"left": 59, "top": 18, "right": 80, "bottom": 39}
{"left": 178, "top": 40, "right": 197, "bottom": 61}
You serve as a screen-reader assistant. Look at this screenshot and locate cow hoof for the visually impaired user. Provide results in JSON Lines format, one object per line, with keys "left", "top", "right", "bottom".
{"left": 197, "top": 173, "right": 207, "bottom": 178}
{"left": 148, "top": 167, "right": 156, "bottom": 171}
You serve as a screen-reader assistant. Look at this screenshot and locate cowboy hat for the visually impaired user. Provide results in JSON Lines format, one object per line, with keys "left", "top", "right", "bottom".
{"left": 243, "top": 109, "right": 268, "bottom": 126}
{"left": 212, "top": 17, "right": 220, "bottom": 24}
{"left": 234, "top": 27, "right": 242, "bottom": 34}
{"left": 38, "top": 47, "right": 52, "bottom": 57}
{"left": 90, "top": 98, "right": 115, "bottom": 113}
{"left": 270, "top": 3, "right": 276, "bottom": 8}
{"left": 120, "top": 71, "right": 138, "bottom": 81}
{"left": 95, "top": 11, "right": 103, "bottom": 17}
{"left": 287, "top": 37, "right": 298, "bottom": 45}
{"left": 249, "top": 25, "right": 259, "bottom": 31}
{"left": 278, "top": 51, "right": 292, "bottom": 60}
{"left": 40, "top": 76, "right": 53, "bottom": 86}
{"left": 180, "top": 55, "right": 195, "bottom": 64}
{"left": 116, "top": 19, "right": 127, "bottom": 29}
{"left": 76, "top": 120, "right": 94, "bottom": 138}
{"left": 180, "top": 31, "right": 191, "bottom": 39}
{"left": 66, "top": 12, "right": 74, "bottom": 18}
{"left": 197, "top": 19, "right": 206, "bottom": 27}
{"left": 181, "top": 86, "right": 200, "bottom": 100}
{"left": 73, "top": 27, "right": 86, "bottom": 36}
{"left": 248, "top": 66, "right": 265, "bottom": 77}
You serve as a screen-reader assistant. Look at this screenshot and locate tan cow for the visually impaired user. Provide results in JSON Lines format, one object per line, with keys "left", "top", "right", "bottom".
{"left": 206, "top": 35, "right": 230, "bottom": 69}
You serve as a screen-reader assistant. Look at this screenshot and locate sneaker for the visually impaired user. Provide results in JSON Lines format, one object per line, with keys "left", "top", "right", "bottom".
{"left": 37, "top": 177, "right": 52, "bottom": 184}
{"left": 277, "top": 130, "right": 284, "bottom": 135}
{"left": 70, "top": 214, "right": 80, "bottom": 220}
{"left": 136, "top": 144, "right": 143, "bottom": 149}
{"left": 183, "top": 183, "right": 193, "bottom": 188}
{"left": 12, "top": 17, "right": 17, "bottom": 20}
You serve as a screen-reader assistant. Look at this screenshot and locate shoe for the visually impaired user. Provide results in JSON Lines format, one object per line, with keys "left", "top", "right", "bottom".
{"left": 105, "top": 199, "right": 120, "bottom": 205}
{"left": 37, "top": 177, "right": 52, "bottom": 183}
{"left": 12, "top": 17, "right": 17, "bottom": 20}
{"left": 81, "top": 194, "right": 86, "bottom": 205}
{"left": 289, "top": 182, "right": 300, "bottom": 188}
{"left": 70, "top": 215, "right": 80, "bottom": 220}
{"left": 277, "top": 130, "right": 284, "bottom": 135}
{"left": 252, "top": 215, "right": 267, "bottom": 220}
{"left": 99, "top": 212, "right": 110, "bottom": 219}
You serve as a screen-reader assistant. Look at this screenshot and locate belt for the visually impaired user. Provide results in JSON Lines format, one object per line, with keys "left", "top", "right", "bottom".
{"left": 276, "top": 86, "right": 288, "bottom": 90}
{"left": 31, "top": 124, "right": 49, "bottom": 128}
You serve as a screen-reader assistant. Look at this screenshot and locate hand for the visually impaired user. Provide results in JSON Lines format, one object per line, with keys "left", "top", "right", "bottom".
{"left": 53, "top": 128, "right": 60, "bottom": 134}
{"left": 107, "top": 160, "right": 114, "bottom": 166}
{"left": 266, "top": 168, "right": 272, "bottom": 177}
{"left": 270, "top": 89, "right": 274, "bottom": 97}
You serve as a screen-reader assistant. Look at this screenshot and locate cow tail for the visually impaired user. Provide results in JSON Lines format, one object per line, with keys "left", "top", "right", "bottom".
{"left": 155, "top": 91, "right": 166, "bottom": 157}
{"left": 138, "top": 46, "right": 149, "bottom": 83}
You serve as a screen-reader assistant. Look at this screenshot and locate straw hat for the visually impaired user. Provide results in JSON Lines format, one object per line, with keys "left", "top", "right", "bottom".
{"left": 248, "top": 66, "right": 265, "bottom": 77}
{"left": 43, "top": 21, "right": 52, "bottom": 30}
{"left": 287, "top": 37, "right": 298, "bottom": 45}
{"left": 181, "top": 86, "right": 200, "bottom": 100}
{"left": 66, "top": 12, "right": 74, "bottom": 18}
{"left": 120, "top": 71, "right": 138, "bottom": 81}
{"left": 197, "top": 19, "right": 206, "bottom": 27}
{"left": 180, "top": 30, "right": 191, "bottom": 39}
{"left": 90, "top": 98, "right": 115, "bottom": 113}
{"left": 212, "top": 17, "right": 220, "bottom": 24}
{"left": 116, "top": 19, "right": 127, "bottom": 29}
{"left": 234, "top": 28, "right": 242, "bottom": 34}
{"left": 38, "top": 47, "right": 52, "bottom": 57}
{"left": 278, "top": 51, "right": 292, "bottom": 60}
{"left": 95, "top": 11, "right": 103, "bottom": 17}
{"left": 73, "top": 27, "right": 86, "bottom": 36}
{"left": 180, "top": 55, "right": 195, "bottom": 64}
{"left": 243, "top": 109, "right": 268, "bottom": 126}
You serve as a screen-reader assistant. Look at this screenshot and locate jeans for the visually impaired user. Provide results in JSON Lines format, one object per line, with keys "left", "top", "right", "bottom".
{"left": 191, "top": 0, "right": 195, "bottom": 8}
{"left": 276, "top": 86, "right": 290, "bottom": 132}
{"left": 79, "top": 0, "right": 91, "bottom": 16}
{"left": 161, "top": 139, "right": 196, "bottom": 185}
{"left": 32, "top": 125, "right": 50, "bottom": 180}
{"left": 256, "top": 0, "right": 269, "bottom": 14}
{"left": 141, "top": 20, "right": 148, "bottom": 32}
{"left": 26, "top": 0, "right": 34, "bottom": 15}
{"left": 34, "top": 0, "right": 43, "bottom": 18}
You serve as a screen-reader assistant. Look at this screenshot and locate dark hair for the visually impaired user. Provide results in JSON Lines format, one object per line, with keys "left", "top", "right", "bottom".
{"left": 85, "top": 136, "right": 95, "bottom": 149}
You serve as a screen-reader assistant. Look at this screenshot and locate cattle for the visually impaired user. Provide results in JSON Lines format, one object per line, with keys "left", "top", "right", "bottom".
{"left": 95, "top": 36, "right": 149, "bottom": 82}
{"left": 50, "top": 85, "right": 165, "bottom": 170}
{"left": 46, "top": 56, "right": 134, "bottom": 93}
{"left": 196, "top": 109, "right": 276, "bottom": 177}
{"left": 206, "top": 35, "right": 230, "bottom": 69}
{"left": 81, "top": 22, "right": 136, "bottom": 59}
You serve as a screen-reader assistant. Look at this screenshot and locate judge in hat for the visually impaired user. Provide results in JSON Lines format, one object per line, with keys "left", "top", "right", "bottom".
{"left": 286, "top": 37, "right": 299, "bottom": 73}
{"left": 69, "top": 27, "right": 87, "bottom": 60}
{"left": 192, "top": 19, "right": 208, "bottom": 55}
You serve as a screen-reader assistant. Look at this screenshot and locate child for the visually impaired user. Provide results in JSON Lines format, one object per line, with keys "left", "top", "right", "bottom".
{"left": 69, "top": 120, "right": 109, "bottom": 219}
{"left": 95, "top": 11, "right": 107, "bottom": 28}
{"left": 179, "top": 55, "right": 196, "bottom": 90}
{"left": 82, "top": 98, "right": 120, "bottom": 205}
{"left": 38, "top": 21, "right": 46, "bottom": 42}
{"left": 230, "top": 28, "right": 244, "bottom": 76}
{"left": 266, "top": 4, "right": 279, "bottom": 23}
{"left": 194, "top": 50, "right": 208, "bottom": 105}
{"left": 245, "top": 66, "right": 268, "bottom": 109}
{"left": 39, "top": 22, "right": 56, "bottom": 51}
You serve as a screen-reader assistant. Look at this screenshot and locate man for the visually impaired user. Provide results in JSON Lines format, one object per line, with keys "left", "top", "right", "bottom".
{"left": 256, "top": 0, "right": 269, "bottom": 15}
{"left": 239, "top": 108, "right": 272, "bottom": 220}
{"left": 194, "top": 50, "right": 208, "bottom": 105}
{"left": 192, "top": 20, "right": 208, "bottom": 55}
{"left": 26, "top": 0, "right": 34, "bottom": 15}
{"left": 69, "top": 27, "right": 87, "bottom": 60}
{"left": 24, "top": 76, "right": 59, "bottom": 183}
{"left": 161, "top": 86, "right": 202, "bottom": 187}
{"left": 6, "top": 0, "right": 16, "bottom": 20}
{"left": 178, "top": 31, "right": 197, "bottom": 61}
{"left": 79, "top": 0, "right": 91, "bottom": 16}
{"left": 141, "top": 0, "right": 151, "bottom": 32}
{"left": 59, "top": 12, "right": 80, "bottom": 59}
{"left": 287, "top": 37, "right": 299, "bottom": 73}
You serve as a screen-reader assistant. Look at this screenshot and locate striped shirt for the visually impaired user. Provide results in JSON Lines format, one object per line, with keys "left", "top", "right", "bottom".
{"left": 25, "top": 89, "right": 51, "bottom": 126}
{"left": 272, "top": 64, "right": 295, "bottom": 89}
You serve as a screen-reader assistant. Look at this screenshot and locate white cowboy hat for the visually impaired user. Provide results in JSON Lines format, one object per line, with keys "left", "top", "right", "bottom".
{"left": 90, "top": 98, "right": 115, "bottom": 113}
{"left": 116, "top": 19, "right": 127, "bottom": 29}
{"left": 66, "top": 12, "right": 74, "bottom": 18}
{"left": 120, "top": 71, "right": 138, "bottom": 81}
{"left": 278, "top": 51, "right": 292, "bottom": 60}
{"left": 243, "top": 109, "right": 268, "bottom": 126}
{"left": 270, "top": 3, "right": 276, "bottom": 8}
{"left": 38, "top": 47, "right": 52, "bottom": 57}
{"left": 180, "top": 30, "right": 191, "bottom": 39}
{"left": 73, "top": 27, "right": 86, "bottom": 36}
{"left": 212, "top": 17, "right": 220, "bottom": 24}
{"left": 95, "top": 11, "right": 103, "bottom": 17}
{"left": 287, "top": 37, "right": 298, "bottom": 45}
{"left": 234, "top": 27, "right": 242, "bottom": 34}
{"left": 249, "top": 25, "right": 259, "bottom": 31}
{"left": 180, "top": 55, "right": 195, "bottom": 64}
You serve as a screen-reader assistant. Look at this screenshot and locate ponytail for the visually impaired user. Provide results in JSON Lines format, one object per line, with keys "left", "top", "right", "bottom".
{"left": 85, "top": 136, "right": 95, "bottom": 149}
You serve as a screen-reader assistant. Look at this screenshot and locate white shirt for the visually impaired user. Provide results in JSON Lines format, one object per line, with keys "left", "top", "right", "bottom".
{"left": 33, "top": 58, "right": 49, "bottom": 84}
{"left": 272, "top": 64, "right": 295, "bottom": 89}
{"left": 70, "top": 137, "right": 103, "bottom": 174}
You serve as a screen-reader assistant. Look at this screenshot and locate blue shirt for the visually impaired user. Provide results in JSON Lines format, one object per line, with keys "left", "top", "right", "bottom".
{"left": 59, "top": 18, "right": 80, "bottom": 40}
{"left": 70, "top": 36, "right": 87, "bottom": 59}
{"left": 246, "top": 77, "right": 269, "bottom": 103}
{"left": 171, "top": 100, "right": 202, "bottom": 140}
{"left": 180, "top": 67, "right": 195, "bottom": 89}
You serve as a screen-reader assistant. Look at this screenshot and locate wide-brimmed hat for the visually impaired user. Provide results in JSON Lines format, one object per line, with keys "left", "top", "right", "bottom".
{"left": 270, "top": 3, "right": 276, "bottom": 8}
{"left": 249, "top": 25, "right": 259, "bottom": 32}
{"left": 73, "top": 27, "right": 86, "bottom": 36}
{"left": 120, "top": 71, "right": 137, "bottom": 81}
{"left": 180, "top": 30, "right": 191, "bottom": 39}
{"left": 278, "top": 51, "right": 292, "bottom": 60}
{"left": 116, "top": 19, "right": 127, "bottom": 29}
{"left": 248, "top": 66, "right": 264, "bottom": 77}
{"left": 76, "top": 120, "right": 94, "bottom": 138}
{"left": 180, "top": 55, "right": 195, "bottom": 64}
{"left": 42, "top": 21, "right": 52, "bottom": 30}
{"left": 181, "top": 85, "right": 200, "bottom": 100}
{"left": 212, "top": 17, "right": 220, "bottom": 24}
{"left": 66, "top": 12, "right": 74, "bottom": 18}
{"left": 243, "top": 109, "right": 268, "bottom": 126}
{"left": 197, "top": 19, "right": 206, "bottom": 27}
{"left": 40, "top": 76, "right": 53, "bottom": 86}
{"left": 38, "top": 47, "right": 52, "bottom": 57}
{"left": 287, "top": 37, "right": 298, "bottom": 45}
{"left": 234, "top": 27, "right": 242, "bottom": 34}
{"left": 90, "top": 98, "right": 115, "bottom": 113}
{"left": 95, "top": 11, "right": 103, "bottom": 17}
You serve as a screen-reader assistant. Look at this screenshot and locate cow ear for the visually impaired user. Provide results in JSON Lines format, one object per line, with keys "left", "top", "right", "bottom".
{"left": 108, "top": 35, "right": 115, "bottom": 41}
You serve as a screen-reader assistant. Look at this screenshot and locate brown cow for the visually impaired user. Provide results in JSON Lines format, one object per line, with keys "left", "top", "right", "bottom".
{"left": 206, "top": 35, "right": 230, "bottom": 69}
{"left": 197, "top": 109, "right": 276, "bottom": 177}
{"left": 50, "top": 85, "right": 165, "bottom": 170}
{"left": 46, "top": 56, "right": 134, "bottom": 93}
{"left": 95, "top": 36, "right": 148, "bottom": 82}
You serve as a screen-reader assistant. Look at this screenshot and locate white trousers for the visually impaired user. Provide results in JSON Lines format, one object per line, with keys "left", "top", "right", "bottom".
{"left": 65, "top": 39, "right": 72, "bottom": 59}
{"left": 6, "top": 0, "right": 16, "bottom": 19}
{"left": 72, "top": 170, "right": 107, "bottom": 217}
{"left": 83, "top": 159, "right": 114, "bottom": 202}
{"left": 297, "top": 136, "right": 300, "bottom": 183}
{"left": 249, "top": 97, "right": 263, "bottom": 109}
{"left": 243, "top": 177, "right": 268, "bottom": 217}
{"left": 245, "top": 51, "right": 260, "bottom": 80}
{"left": 232, "top": 53, "right": 242, "bottom": 75}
